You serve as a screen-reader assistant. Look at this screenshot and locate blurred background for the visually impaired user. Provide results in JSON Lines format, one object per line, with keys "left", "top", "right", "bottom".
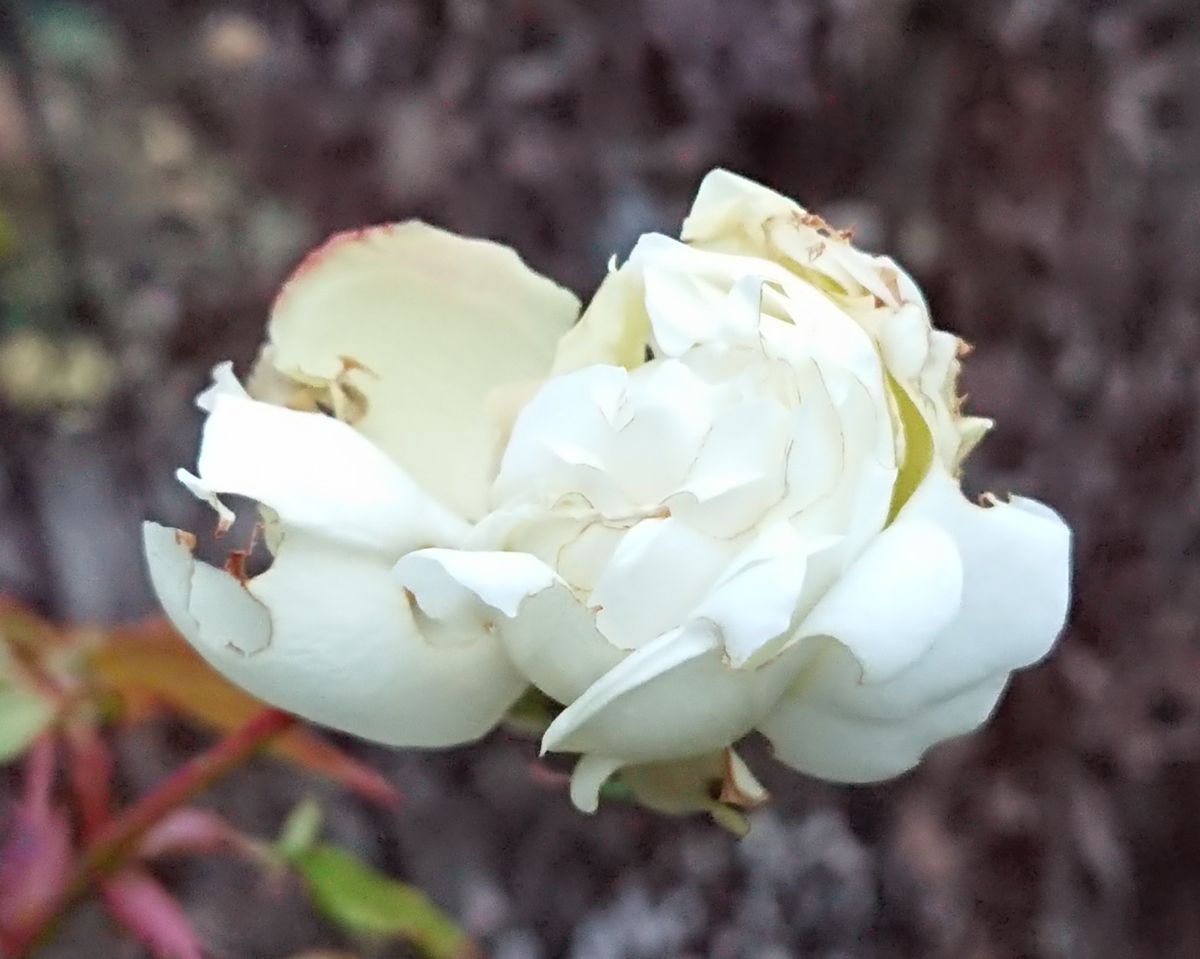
{"left": 1, "top": 1, "right": 1198, "bottom": 957}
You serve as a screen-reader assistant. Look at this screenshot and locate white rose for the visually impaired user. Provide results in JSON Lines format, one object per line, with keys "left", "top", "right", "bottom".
{"left": 431, "top": 170, "right": 1070, "bottom": 812}
{"left": 144, "top": 173, "right": 1071, "bottom": 823}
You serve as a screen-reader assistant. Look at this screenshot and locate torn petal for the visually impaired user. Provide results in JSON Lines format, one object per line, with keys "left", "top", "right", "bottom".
{"left": 175, "top": 469, "right": 235, "bottom": 534}
{"left": 143, "top": 522, "right": 525, "bottom": 747}
{"left": 193, "top": 393, "right": 470, "bottom": 555}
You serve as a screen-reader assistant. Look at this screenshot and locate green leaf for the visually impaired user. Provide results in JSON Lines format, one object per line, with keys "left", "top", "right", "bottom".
{"left": 0, "top": 638, "right": 56, "bottom": 762}
{"left": 287, "top": 844, "right": 478, "bottom": 959}
{"left": 0, "top": 683, "right": 55, "bottom": 763}
{"left": 276, "top": 798, "right": 323, "bottom": 861}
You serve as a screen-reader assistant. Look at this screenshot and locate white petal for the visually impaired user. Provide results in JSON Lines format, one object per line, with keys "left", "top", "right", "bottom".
{"left": 493, "top": 365, "right": 631, "bottom": 515}
{"left": 552, "top": 260, "right": 649, "bottom": 374}
{"left": 541, "top": 621, "right": 801, "bottom": 764}
{"left": 394, "top": 548, "right": 558, "bottom": 621}
{"left": 765, "top": 293, "right": 890, "bottom": 436}
{"left": 192, "top": 393, "right": 468, "bottom": 555}
{"left": 589, "top": 517, "right": 736, "bottom": 650}
{"left": 761, "top": 646, "right": 1010, "bottom": 782}
{"left": 569, "top": 754, "right": 624, "bottom": 814}
{"left": 196, "top": 361, "right": 249, "bottom": 411}
{"left": 627, "top": 235, "right": 834, "bottom": 358}
{"left": 786, "top": 373, "right": 897, "bottom": 561}
{"left": 667, "top": 395, "right": 791, "bottom": 537}
{"left": 640, "top": 254, "right": 767, "bottom": 355}
{"left": 262, "top": 222, "right": 580, "bottom": 520}
{"left": 143, "top": 523, "right": 526, "bottom": 747}
{"left": 143, "top": 522, "right": 272, "bottom": 655}
{"left": 495, "top": 360, "right": 716, "bottom": 517}
{"left": 681, "top": 168, "right": 800, "bottom": 252}
{"left": 788, "top": 514, "right": 962, "bottom": 683}
{"left": 759, "top": 467, "right": 1071, "bottom": 781}
{"left": 606, "top": 360, "right": 714, "bottom": 506}
{"left": 493, "top": 580, "right": 626, "bottom": 707}
{"left": 884, "top": 471, "right": 1072, "bottom": 692}
{"left": 643, "top": 263, "right": 728, "bottom": 357}
{"left": 683, "top": 168, "right": 905, "bottom": 311}
{"left": 176, "top": 468, "right": 235, "bottom": 534}
{"left": 779, "top": 364, "right": 844, "bottom": 511}
{"left": 541, "top": 623, "right": 721, "bottom": 755}
{"left": 878, "top": 302, "right": 931, "bottom": 382}
{"left": 698, "top": 526, "right": 843, "bottom": 669}
{"left": 399, "top": 547, "right": 629, "bottom": 709}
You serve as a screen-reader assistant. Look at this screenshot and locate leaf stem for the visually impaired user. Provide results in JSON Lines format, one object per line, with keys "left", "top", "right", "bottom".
{"left": 8, "top": 708, "right": 297, "bottom": 957}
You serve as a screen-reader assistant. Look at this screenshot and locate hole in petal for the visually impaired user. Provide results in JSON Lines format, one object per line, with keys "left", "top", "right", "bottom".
{"left": 186, "top": 493, "right": 276, "bottom": 581}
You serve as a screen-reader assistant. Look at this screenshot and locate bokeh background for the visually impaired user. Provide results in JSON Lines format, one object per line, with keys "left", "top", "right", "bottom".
{"left": 2, "top": 1, "right": 1198, "bottom": 957}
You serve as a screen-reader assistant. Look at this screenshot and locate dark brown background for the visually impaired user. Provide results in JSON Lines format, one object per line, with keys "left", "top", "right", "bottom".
{"left": 2, "top": 1, "right": 1198, "bottom": 957}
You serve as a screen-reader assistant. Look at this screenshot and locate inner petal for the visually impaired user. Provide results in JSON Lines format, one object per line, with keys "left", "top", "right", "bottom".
{"left": 589, "top": 516, "right": 738, "bottom": 650}
{"left": 668, "top": 395, "right": 791, "bottom": 537}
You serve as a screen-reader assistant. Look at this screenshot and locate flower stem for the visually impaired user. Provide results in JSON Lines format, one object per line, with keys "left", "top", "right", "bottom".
{"left": 9, "top": 708, "right": 297, "bottom": 957}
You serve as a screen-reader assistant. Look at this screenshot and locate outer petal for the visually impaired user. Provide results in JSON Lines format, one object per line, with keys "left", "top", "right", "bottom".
{"left": 759, "top": 468, "right": 1071, "bottom": 782}
{"left": 786, "top": 514, "right": 963, "bottom": 683}
{"left": 187, "top": 392, "right": 469, "bottom": 556}
{"left": 540, "top": 621, "right": 805, "bottom": 764}
{"left": 258, "top": 222, "right": 580, "bottom": 520}
{"left": 142, "top": 523, "right": 525, "bottom": 747}
{"left": 404, "top": 547, "right": 806, "bottom": 766}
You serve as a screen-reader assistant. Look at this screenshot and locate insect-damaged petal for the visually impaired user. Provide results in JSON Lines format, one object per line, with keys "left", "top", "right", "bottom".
{"left": 142, "top": 523, "right": 526, "bottom": 748}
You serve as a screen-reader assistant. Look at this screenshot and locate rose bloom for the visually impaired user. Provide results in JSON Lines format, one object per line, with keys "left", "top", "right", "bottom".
{"left": 145, "top": 171, "right": 1070, "bottom": 825}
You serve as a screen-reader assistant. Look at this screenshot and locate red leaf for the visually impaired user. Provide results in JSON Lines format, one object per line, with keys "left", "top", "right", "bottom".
{"left": 0, "top": 737, "right": 73, "bottom": 950}
{"left": 65, "top": 721, "right": 115, "bottom": 838}
{"left": 274, "top": 733, "right": 401, "bottom": 810}
{"left": 102, "top": 868, "right": 204, "bottom": 959}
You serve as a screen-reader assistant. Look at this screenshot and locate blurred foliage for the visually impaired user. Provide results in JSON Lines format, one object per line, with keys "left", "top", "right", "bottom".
{"left": 0, "top": 329, "right": 115, "bottom": 414}
{"left": 278, "top": 802, "right": 481, "bottom": 959}
{"left": 0, "top": 642, "right": 54, "bottom": 760}
{"left": 0, "top": 600, "right": 477, "bottom": 958}
{"left": 23, "top": 2, "right": 122, "bottom": 76}
{"left": 0, "top": 207, "right": 16, "bottom": 262}
{"left": 90, "top": 620, "right": 401, "bottom": 806}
